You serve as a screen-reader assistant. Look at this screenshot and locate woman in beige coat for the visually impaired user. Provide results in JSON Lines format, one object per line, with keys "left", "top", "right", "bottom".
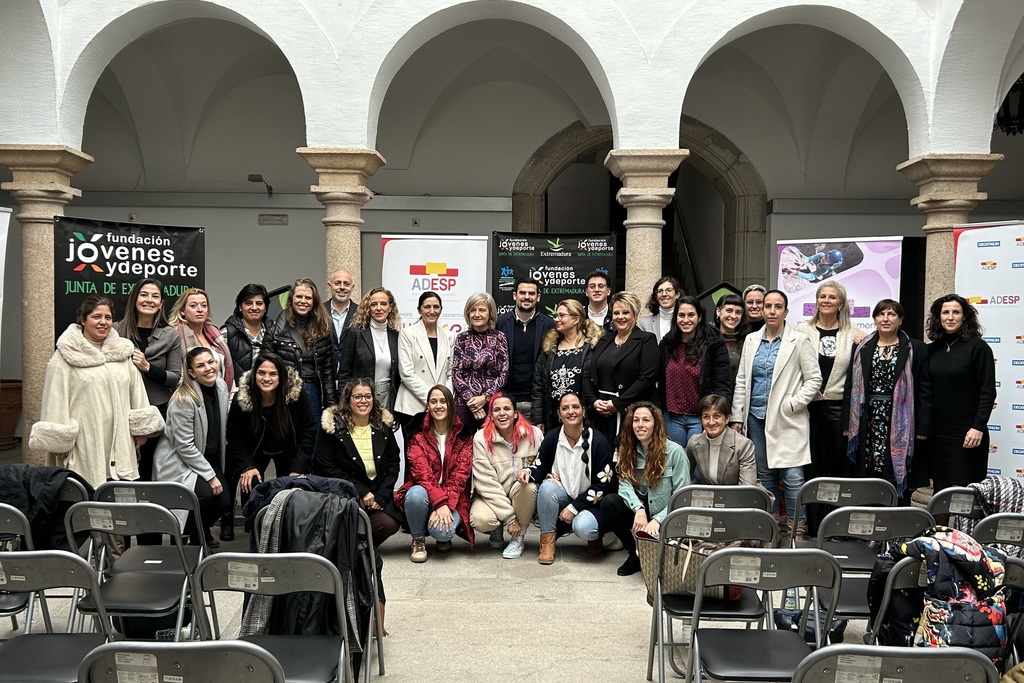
{"left": 470, "top": 394, "right": 542, "bottom": 559}
{"left": 731, "top": 290, "right": 821, "bottom": 538}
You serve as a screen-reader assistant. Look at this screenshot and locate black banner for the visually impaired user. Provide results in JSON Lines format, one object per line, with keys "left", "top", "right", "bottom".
{"left": 491, "top": 232, "right": 618, "bottom": 316}
{"left": 54, "top": 217, "right": 205, "bottom": 333}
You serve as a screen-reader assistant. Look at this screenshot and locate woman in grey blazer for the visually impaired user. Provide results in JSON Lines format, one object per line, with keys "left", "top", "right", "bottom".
{"left": 153, "top": 347, "right": 230, "bottom": 546}
{"left": 686, "top": 394, "right": 757, "bottom": 485}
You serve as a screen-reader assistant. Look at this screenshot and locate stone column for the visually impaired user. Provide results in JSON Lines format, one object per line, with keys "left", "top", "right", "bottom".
{"left": 0, "top": 144, "right": 93, "bottom": 465}
{"left": 897, "top": 153, "right": 1002, "bottom": 312}
{"left": 604, "top": 149, "right": 689, "bottom": 295}
{"left": 297, "top": 148, "right": 386, "bottom": 294}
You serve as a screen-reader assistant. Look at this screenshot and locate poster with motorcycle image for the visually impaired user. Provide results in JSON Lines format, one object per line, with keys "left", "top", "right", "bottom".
{"left": 777, "top": 237, "right": 903, "bottom": 332}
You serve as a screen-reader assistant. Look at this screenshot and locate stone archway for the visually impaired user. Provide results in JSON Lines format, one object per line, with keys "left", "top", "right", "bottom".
{"left": 511, "top": 117, "right": 768, "bottom": 288}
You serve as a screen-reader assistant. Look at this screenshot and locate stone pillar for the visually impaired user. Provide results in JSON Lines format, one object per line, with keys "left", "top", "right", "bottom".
{"left": 897, "top": 153, "right": 1002, "bottom": 312}
{"left": 0, "top": 145, "right": 93, "bottom": 465}
{"left": 604, "top": 149, "right": 689, "bottom": 295}
{"left": 297, "top": 148, "right": 386, "bottom": 294}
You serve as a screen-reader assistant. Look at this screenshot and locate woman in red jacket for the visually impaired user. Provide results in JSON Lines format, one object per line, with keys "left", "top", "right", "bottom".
{"left": 394, "top": 384, "right": 474, "bottom": 563}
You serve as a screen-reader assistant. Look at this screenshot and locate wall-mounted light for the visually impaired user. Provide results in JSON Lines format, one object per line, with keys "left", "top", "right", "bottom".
{"left": 247, "top": 173, "right": 273, "bottom": 198}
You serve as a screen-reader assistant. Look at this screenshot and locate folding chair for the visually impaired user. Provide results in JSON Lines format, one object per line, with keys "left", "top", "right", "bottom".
{"left": 813, "top": 506, "right": 934, "bottom": 625}
{"left": 792, "top": 644, "right": 999, "bottom": 683}
{"left": 79, "top": 639, "right": 286, "bottom": 683}
{"left": 65, "top": 501, "right": 197, "bottom": 639}
{"left": 252, "top": 495, "right": 384, "bottom": 680}
{"left": 1000, "top": 557, "right": 1024, "bottom": 668}
{"left": 864, "top": 555, "right": 926, "bottom": 645}
{"left": 0, "top": 550, "right": 116, "bottom": 683}
{"left": 794, "top": 477, "right": 897, "bottom": 553}
{"left": 194, "top": 551, "right": 353, "bottom": 683}
{"left": 669, "top": 484, "right": 773, "bottom": 512}
{"left": 689, "top": 547, "right": 842, "bottom": 683}
{"left": 927, "top": 486, "right": 985, "bottom": 521}
{"left": 92, "top": 481, "right": 209, "bottom": 575}
{"left": 0, "top": 502, "right": 48, "bottom": 632}
{"left": 974, "top": 513, "right": 1024, "bottom": 554}
{"left": 647, "top": 507, "right": 780, "bottom": 682}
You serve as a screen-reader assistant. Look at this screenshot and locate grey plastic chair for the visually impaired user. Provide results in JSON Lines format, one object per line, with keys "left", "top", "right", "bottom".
{"left": 0, "top": 550, "right": 115, "bottom": 683}
{"left": 65, "top": 501, "right": 197, "bottom": 638}
{"left": 814, "top": 506, "right": 934, "bottom": 623}
{"left": 926, "top": 486, "right": 986, "bottom": 520}
{"left": 0, "top": 502, "right": 47, "bottom": 631}
{"left": 794, "top": 477, "right": 898, "bottom": 566}
{"left": 78, "top": 639, "right": 287, "bottom": 683}
{"left": 973, "top": 512, "right": 1024, "bottom": 552}
{"left": 669, "top": 484, "right": 773, "bottom": 512}
{"left": 792, "top": 643, "right": 999, "bottom": 683}
{"left": 864, "top": 555, "right": 925, "bottom": 645}
{"left": 195, "top": 551, "right": 353, "bottom": 683}
{"left": 688, "top": 547, "right": 842, "bottom": 683}
{"left": 647, "top": 507, "right": 781, "bottom": 683}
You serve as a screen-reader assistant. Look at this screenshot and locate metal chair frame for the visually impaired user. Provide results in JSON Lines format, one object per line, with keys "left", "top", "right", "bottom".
{"left": 669, "top": 484, "right": 774, "bottom": 512}
{"left": 792, "top": 643, "right": 999, "bottom": 683}
{"left": 926, "top": 486, "right": 986, "bottom": 520}
{"left": 78, "top": 639, "right": 287, "bottom": 683}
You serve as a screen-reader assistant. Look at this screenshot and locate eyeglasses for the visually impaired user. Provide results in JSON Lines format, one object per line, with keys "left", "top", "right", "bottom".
{"left": 351, "top": 394, "right": 373, "bottom": 403}
{"left": 553, "top": 313, "right": 577, "bottom": 319}
{"left": 656, "top": 288, "right": 676, "bottom": 295}
{"left": 587, "top": 283, "right": 608, "bottom": 290}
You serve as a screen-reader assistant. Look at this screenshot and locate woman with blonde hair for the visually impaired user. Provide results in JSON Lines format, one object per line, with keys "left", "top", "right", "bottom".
{"left": 600, "top": 401, "right": 689, "bottom": 576}
{"left": 589, "top": 290, "right": 659, "bottom": 448}
{"left": 531, "top": 298, "right": 602, "bottom": 432}
{"left": 169, "top": 288, "right": 234, "bottom": 387}
{"left": 451, "top": 291, "right": 508, "bottom": 431}
{"left": 338, "top": 286, "right": 401, "bottom": 411}
{"left": 471, "top": 393, "right": 543, "bottom": 558}
{"left": 266, "top": 277, "right": 337, "bottom": 416}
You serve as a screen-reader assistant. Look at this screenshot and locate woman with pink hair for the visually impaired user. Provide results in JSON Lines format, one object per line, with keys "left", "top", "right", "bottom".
{"left": 470, "top": 393, "right": 542, "bottom": 559}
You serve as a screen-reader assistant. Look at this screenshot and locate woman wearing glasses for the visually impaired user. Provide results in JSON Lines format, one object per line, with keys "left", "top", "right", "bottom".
{"left": 516, "top": 392, "right": 614, "bottom": 565}
{"left": 742, "top": 284, "right": 767, "bottom": 333}
{"left": 315, "top": 378, "right": 402, "bottom": 548}
{"left": 530, "top": 299, "right": 602, "bottom": 433}
{"left": 638, "top": 277, "right": 683, "bottom": 343}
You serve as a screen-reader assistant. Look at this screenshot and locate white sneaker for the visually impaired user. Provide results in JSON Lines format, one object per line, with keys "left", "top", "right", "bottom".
{"left": 410, "top": 537, "right": 428, "bottom": 563}
{"left": 488, "top": 528, "right": 504, "bottom": 549}
{"left": 502, "top": 534, "right": 526, "bottom": 559}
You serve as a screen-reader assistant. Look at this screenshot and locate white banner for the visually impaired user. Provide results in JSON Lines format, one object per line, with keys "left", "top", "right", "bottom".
{"left": 0, "top": 207, "right": 10, "bottom": 367}
{"left": 953, "top": 221, "right": 1024, "bottom": 477}
{"left": 380, "top": 235, "right": 489, "bottom": 334}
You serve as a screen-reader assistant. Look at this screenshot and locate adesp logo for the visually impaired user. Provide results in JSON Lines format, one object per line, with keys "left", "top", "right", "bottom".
{"left": 1017, "top": 336, "right": 1024, "bottom": 344}
{"left": 981, "top": 261, "right": 997, "bottom": 270}
{"left": 979, "top": 240, "right": 1001, "bottom": 248}
{"left": 409, "top": 262, "right": 459, "bottom": 291}
{"left": 1017, "top": 424, "right": 1024, "bottom": 433}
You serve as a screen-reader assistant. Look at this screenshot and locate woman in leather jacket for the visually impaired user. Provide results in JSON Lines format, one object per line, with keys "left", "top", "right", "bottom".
{"left": 221, "top": 283, "right": 275, "bottom": 386}
{"left": 226, "top": 352, "right": 317, "bottom": 507}
{"left": 266, "top": 278, "right": 338, "bottom": 420}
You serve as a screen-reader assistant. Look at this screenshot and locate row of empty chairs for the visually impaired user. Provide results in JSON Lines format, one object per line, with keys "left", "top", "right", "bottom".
{"left": 0, "top": 479, "right": 383, "bottom": 683}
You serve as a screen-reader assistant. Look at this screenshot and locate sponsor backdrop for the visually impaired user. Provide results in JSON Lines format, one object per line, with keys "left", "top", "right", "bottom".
{"left": 0, "top": 207, "right": 10, "bottom": 364}
{"left": 380, "top": 234, "right": 489, "bottom": 334}
{"left": 54, "top": 217, "right": 205, "bottom": 336}
{"left": 491, "top": 232, "right": 618, "bottom": 316}
{"left": 954, "top": 221, "right": 1024, "bottom": 478}
{"left": 777, "top": 236, "right": 905, "bottom": 333}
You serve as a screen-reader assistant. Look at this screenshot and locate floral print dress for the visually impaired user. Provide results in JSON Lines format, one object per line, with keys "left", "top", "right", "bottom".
{"left": 865, "top": 345, "right": 899, "bottom": 481}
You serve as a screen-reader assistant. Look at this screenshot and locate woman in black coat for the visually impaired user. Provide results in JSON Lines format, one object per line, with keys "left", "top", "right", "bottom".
{"left": 266, "top": 278, "right": 338, "bottom": 415}
{"left": 924, "top": 293, "right": 996, "bottom": 492}
{"left": 314, "top": 377, "right": 403, "bottom": 548}
{"left": 658, "top": 295, "right": 732, "bottom": 448}
{"left": 221, "top": 283, "right": 275, "bottom": 386}
{"left": 226, "top": 353, "right": 317, "bottom": 501}
{"left": 845, "top": 299, "right": 932, "bottom": 504}
{"left": 337, "top": 287, "right": 401, "bottom": 411}
{"left": 590, "top": 291, "right": 660, "bottom": 449}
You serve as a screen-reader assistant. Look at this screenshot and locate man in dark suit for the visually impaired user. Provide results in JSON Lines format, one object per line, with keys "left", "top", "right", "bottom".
{"left": 326, "top": 268, "right": 358, "bottom": 374}
{"left": 495, "top": 278, "right": 554, "bottom": 421}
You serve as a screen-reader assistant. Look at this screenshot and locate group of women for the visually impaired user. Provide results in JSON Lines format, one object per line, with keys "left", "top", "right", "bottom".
{"left": 31, "top": 273, "right": 997, "bottom": 579}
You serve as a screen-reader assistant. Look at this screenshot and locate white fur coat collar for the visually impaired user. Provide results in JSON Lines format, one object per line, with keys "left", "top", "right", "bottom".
{"left": 55, "top": 323, "right": 133, "bottom": 367}
{"left": 235, "top": 365, "right": 304, "bottom": 412}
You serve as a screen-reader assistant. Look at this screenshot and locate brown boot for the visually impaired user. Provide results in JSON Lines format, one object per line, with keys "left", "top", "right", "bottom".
{"left": 774, "top": 511, "right": 791, "bottom": 541}
{"left": 372, "top": 603, "right": 388, "bottom": 638}
{"left": 538, "top": 532, "right": 556, "bottom": 565}
{"left": 792, "top": 519, "right": 807, "bottom": 542}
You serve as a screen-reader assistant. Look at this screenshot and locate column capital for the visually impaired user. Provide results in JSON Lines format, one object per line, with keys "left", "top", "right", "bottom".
{"left": 0, "top": 144, "right": 94, "bottom": 186}
{"left": 604, "top": 148, "right": 689, "bottom": 188}
{"left": 896, "top": 153, "right": 1003, "bottom": 232}
{"left": 296, "top": 147, "right": 386, "bottom": 187}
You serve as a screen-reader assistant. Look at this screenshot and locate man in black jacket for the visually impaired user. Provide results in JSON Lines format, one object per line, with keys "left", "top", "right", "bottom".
{"left": 495, "top": 278, "right": 554, "bottom": 421}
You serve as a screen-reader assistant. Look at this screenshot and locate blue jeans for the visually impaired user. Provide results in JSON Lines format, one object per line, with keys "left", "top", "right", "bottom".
{"left": 536, "top": 480, "right": 600, "bottom": 540}
{"left": 304, "top": 381, "right": 322, "bottom": 457}
{"left": 747, "top": 415, "right": 804, "bottom": 526}
{"left": 665, "top": 412, "right": 702, "bottom": 449}
{"left": 404, "top": 485, "right": 460, "bottom": 541}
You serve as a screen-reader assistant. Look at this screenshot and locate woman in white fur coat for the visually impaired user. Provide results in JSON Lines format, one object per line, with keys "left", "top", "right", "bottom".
{"left": 30, "top": 295, "right": 165, "bottom": 489}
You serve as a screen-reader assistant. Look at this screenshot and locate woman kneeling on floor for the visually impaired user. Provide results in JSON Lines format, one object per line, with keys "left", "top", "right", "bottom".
{"left": 600, "top": 401, "right": 690, "bottom": 576}
{"left": 394, "top": 384, "right": 474, "bottom": 562}
{"left": 516, "top": 392, "right": 615, "bottom": 565}
{"left": 470, "top": 394, "right": 543, "bottom": 559}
